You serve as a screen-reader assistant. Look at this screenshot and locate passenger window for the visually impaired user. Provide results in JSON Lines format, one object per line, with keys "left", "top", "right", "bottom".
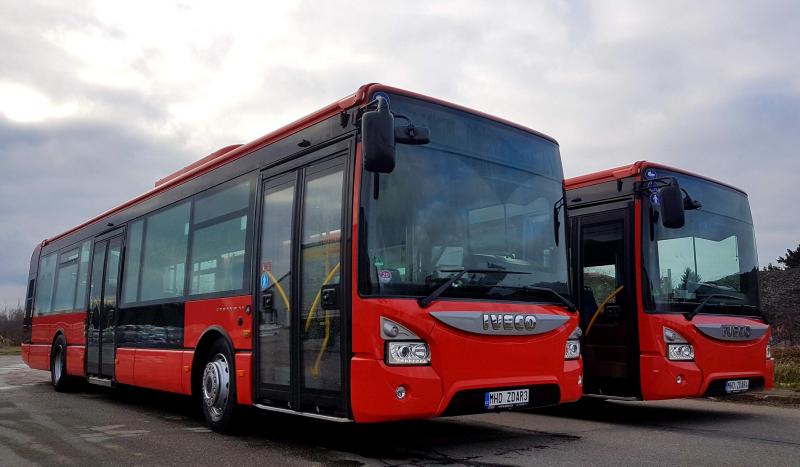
{"left": 140, "top": 201, "right": 191, "bottom": 301}
{"left": 34, "top": 253, "right": 57, "bottom": 315}
{"left": 52, "top": 248, "right": 80, "bottom": 312}
{"left": 122, "top": 220, "right": 144, "bottom": 304}
{"left": 74, "top": 241, "right": 92, "bottom": 310}
{"left": 189, "top": 180, "right": 251, "bottom": 295}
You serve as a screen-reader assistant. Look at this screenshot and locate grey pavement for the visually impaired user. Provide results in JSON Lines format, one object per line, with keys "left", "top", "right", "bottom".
{"left": 0, "top": 355, "right": 798, "bottom": 466}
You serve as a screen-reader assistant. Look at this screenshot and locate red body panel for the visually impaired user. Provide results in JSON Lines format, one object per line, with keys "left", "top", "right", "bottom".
{"left": 30, "top": 312, "right": 85, "bottom": 346}
{"left": 132, "top": 349, "right": 187, "bottom": 395}
{"left": 234, "top": 352, "right": 252, "bottom": 405}
{"left": 639, "top": 313, "right": 772, "bottom": 399}
{"left": 27, "top": 344, "right": 50, "bottom": 371}
{"left": 184, "top": 296, "right": 253, "bottom": 350}
{"left": 116, "top": 348, "right": 136, "bottom": 385}
{"left": 66, "top": 345, "right": 85, "bottom": 377}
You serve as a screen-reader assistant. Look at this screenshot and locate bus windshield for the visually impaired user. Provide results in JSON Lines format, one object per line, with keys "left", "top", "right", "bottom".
{"left": 643, "top": 170, "right": 760, "bottom": 315}
{"left": 360, "top": 94, "right": 570, "bottom": 304}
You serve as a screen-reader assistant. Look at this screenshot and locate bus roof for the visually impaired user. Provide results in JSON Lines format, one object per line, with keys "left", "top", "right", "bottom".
{"left": 43, "top": 83, "right": 557, "bottom": 245}
{"left": 564, "top": 161, "right": 747, "bottom": 195}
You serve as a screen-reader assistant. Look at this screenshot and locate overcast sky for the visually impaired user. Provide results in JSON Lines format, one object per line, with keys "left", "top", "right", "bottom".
{"left": 1, "top": 0, "right": 798, "bottom": 308}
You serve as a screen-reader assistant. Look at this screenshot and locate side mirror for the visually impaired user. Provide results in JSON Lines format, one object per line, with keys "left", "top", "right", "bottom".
{"left": 659, "top": 178, "right": 685, "bottom": 229}
{"left": 362, "top": 96, "right": 396, "bottom": 173}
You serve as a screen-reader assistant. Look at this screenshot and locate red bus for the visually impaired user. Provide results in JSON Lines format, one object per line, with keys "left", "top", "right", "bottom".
{"left": 21, "top": 84, "right": 582, "bottom": 431}
{"left": 565, "top": 161, "right": 773, "bottom": 400}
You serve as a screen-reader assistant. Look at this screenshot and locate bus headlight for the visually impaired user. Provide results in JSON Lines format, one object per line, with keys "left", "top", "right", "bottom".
{"left": 386, "top": 342, "right": 430, "bottom": 365}
{"left": 766, "top": 343, "right": 772, "bottom": 359}
{"left": 564, "top": 327, "right": 582, "bottom": 360}
{"left": 664, "top": 327, "right": 694, "bottom": 361}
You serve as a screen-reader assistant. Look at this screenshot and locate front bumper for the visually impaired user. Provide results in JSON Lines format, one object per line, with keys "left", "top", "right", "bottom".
{"left": 350, "top": 357, "right": 582, "bottom": 422}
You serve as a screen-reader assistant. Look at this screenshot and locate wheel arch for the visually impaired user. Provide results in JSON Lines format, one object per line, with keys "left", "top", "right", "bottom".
{"left": 190, "top": 326, "right": 235, "bottom": 398}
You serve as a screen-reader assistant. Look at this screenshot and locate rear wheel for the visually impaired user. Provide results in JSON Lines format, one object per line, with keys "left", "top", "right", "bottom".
{"left": 50, "top": 335, "right": 72, "bottom": 392}
{"left": 199, "top": 339, "right": 238, "bottom": 433}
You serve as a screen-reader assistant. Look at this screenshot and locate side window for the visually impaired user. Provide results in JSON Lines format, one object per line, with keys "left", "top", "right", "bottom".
{"left": 189, "top": 180, "right": 251, "bottom": 296}
{"left": 34, "top": 253, "right": 57, "bottom": 315}
{"left": 74, "top": 241, "right": 92, "bottom": 310}
{"left": 52, "top": 248, "right": 80, "bottom": 312}
{"left": 140, "top": 201, "right": 191, "bottom": 302}
{"left": 122, "top": 220, "right": 144, "bottom": 304}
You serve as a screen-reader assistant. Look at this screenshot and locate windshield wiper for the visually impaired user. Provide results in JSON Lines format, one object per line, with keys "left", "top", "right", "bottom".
{"left": 522, "top": 286, "right": 577, "bottom": 311}
{"left": 417, "top": 268, "right": 529, "bottom": 308}
{"left": 685, "top": 294, "right": 743, "bottom": 321}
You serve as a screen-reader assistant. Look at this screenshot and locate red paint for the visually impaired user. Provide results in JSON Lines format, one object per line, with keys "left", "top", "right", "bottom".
{"left": 66, "top": 345, "right": 85, "bottom": 377}
{"left": 27, "top": 344, "right": 50, "bottom": 371}
{"left": 565, "top": 161, "right": 746, "bottom": 194}
{"left": 133, "top": 348, "right": 185, "bottom": 394}
{"left": 234, "top": 352, "right": 252, "bottom": 405}
{"left": 155, "top": 144, "right": 243, "bottom": 187}
{"left": 30, "top": 312, "right": 86, "bottom": 346}
{"left": 116, "top": 348, "right": 136, "bottom": 385}
{"left": 20, "top": 343, "right": 30, "bottom": 366}
{"left": 184, "top": 295, "right": 252, "bottom": 350}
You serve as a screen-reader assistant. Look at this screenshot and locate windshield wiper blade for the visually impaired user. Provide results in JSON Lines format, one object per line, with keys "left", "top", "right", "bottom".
{"left": 686, "top": 294, "right": 744, "bottom": 321}
{"left": 522, "top": 286, "right": 577, "bottom": 311}
{"left": 417, "top": 268, "right": 529, "bottom": 308}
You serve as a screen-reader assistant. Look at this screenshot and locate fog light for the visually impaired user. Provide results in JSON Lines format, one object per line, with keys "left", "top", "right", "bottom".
{"left": 395, "top": 385, "right": 407, "bottom": 400}
{"left": 766, "top": 344, "right": 772, "bottom": 359}
{"left": 578, "top": 375, "right": 583, "bottom": 386}
{"left": 676, "top": 374, "right": 683, "bottom": 384}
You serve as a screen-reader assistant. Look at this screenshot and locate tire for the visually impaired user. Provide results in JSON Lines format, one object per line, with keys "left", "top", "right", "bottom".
{"left": 50, "top": 335, "right": 72, "bottom": 392}
{"left": 199, "top": 339, "right": 238, "bottom": 433}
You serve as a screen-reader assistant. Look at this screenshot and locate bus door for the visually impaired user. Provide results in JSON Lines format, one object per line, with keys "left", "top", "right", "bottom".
{"left": 86, "top": 231, "right": 125, "bottom": 379}
{"left": 572, "top": 208, "right": 640, "bottom": 397}
{"left": 255, "top": 148, "right": 349, "bottom": 417}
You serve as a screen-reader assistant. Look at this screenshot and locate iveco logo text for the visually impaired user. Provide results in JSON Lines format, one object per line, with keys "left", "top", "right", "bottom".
{"left": 721, "top": 325, "right": 751, "bottom": 338}
{"left": 482, "top": 314, "right": 537, "bottom": 332}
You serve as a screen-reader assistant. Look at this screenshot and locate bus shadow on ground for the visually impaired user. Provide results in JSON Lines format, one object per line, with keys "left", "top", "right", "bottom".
{"left": 533, "top": 398, "right": 755, "bottom": 427}
{"left": 78, "top": 384, "right": 580, "bottom": 464}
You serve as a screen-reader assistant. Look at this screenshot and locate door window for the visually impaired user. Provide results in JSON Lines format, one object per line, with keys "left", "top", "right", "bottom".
{"left": 300, "top": 167, "right": 344, "bottom": 391}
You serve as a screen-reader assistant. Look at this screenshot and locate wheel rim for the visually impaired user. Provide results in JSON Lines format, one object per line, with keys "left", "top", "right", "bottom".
{"left": 202, "top": 353, "right": 230, "bottom": 422}
{"left": 53, "top": 345, "right": 63, "bottom": 384}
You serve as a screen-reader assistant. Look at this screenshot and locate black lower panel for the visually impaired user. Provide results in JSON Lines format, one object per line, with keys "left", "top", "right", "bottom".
{"left": 116, "top": 302, "right": 184, "bottom": 348}
{"left": 703, "top": 377, "right": 764, "bottom": 397}
{"left": 442, "top": 384, "right": 561, "bottom": 417}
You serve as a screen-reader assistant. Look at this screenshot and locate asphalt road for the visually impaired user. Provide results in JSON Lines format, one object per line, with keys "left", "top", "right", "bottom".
{"left": 1, "top": 355, "right": 798, "bottom": 466}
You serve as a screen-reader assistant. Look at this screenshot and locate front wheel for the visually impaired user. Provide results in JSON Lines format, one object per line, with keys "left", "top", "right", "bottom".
{"left": 199, "top": 339, "right": 238, "bottom": 433}
{"left": 50, "top": 335, "right": 72, "bottom": 392}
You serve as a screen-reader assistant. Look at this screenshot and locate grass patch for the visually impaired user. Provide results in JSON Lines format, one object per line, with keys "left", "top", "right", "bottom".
{"left": 774, "top": 347, "right": 800, "bottom": 391}
{"left": 0, "top": 346, "right": 21, "bottom": 356}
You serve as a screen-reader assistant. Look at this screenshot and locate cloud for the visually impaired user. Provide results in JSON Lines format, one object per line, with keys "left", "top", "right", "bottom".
{"left": 0, "top": 0, "right": 798, "bottom": 306}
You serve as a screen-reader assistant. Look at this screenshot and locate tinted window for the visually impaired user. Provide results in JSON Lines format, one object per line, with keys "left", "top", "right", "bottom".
{"left": 140, "top": 202, "right": 190, "bottom": 302}
{"left": 74, "top": 241, "right": 91, "bottom": 310}
{"left": 122, "top": 220, "right": 144, "bottom": 304}
{"left": 189, "top": 181, "right": 251, "bottom": 296}
{"left": 34, "top": 253, "right": 57, "bottom": 315}
{"left": 52, "top": 248, "right": 80, "bottom": 312}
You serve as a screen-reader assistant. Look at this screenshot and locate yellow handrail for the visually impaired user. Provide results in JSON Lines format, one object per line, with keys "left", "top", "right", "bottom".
{"left": 304, "top": 262, "right": 341, "bottom": 333}
{"left": 311, "top": 309, "right": 332, "bottom": 378}
{"left": 585, "top": 286, "right": 624, "bottom": 337}
{"left": 265, "top": 270, "right": 291, "bottom": 313}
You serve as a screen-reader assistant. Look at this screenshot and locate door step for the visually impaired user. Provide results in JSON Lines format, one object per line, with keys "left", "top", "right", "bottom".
{"left": 253, "top": 404, "right": 351, "bottom": 422}
{"left": 87, "top": 376, "right": 113, "bottom": 387}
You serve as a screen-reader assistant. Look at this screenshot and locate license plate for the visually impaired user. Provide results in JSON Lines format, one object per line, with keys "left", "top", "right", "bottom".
{"left": 484, "top": 389, "right": 529, "bottom": 409}
{"left": 725, "top": 379, "right": 749, "bottom": 393}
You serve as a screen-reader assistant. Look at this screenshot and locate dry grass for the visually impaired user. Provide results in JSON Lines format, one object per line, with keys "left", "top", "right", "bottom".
{"left": 0, "top": 346, "right": 21, "bottom": 356}
{"left": 774, "top": 347, "right": 800, "bottom": 391}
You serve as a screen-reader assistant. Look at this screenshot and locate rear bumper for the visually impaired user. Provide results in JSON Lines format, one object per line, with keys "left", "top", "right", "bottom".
{"left": 640, "top": 354, "right": 774, "bottom": 400}
{"left": 350, "top": 357, "right": 582, "bottom": 422}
